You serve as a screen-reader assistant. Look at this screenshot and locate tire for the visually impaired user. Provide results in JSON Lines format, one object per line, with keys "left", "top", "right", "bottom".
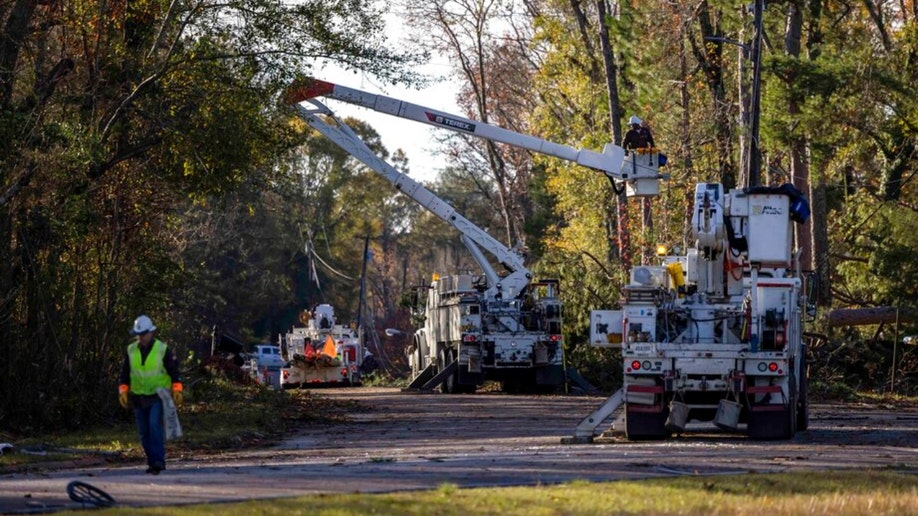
{"left": 530, "top": 384, "right": 558, "bottom": 395}
{"left": 440, "top": 349, "right": 458, "bottom": 394}
{"left": 747, "top": 385, "right": 795, "bottom": 440}
{"left": 451, "top": 348, "right": 478, "bottom": 393}
{"left": 747, "top": 406, "right": 794, "bottom": 440}
{"left": 458, "top": 383, "right": 477, "bottom": 394}
{"left": 797, "top": 355, "right": 810, "bottom": 431}
{"left": 410, "top": 344, "right": 424, "bottom": 380}
{"left": 625, "top": 404, "right": 672, "bottom": 440}
{"left": 500, "top": 378, "right": 520, "bottom": 394}
{"left": 67, "top": 481, "right": 115, "bottom": 508}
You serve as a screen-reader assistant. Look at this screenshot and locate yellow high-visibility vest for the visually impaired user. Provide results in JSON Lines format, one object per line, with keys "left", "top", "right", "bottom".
{"left": 127, "top": 339, "right": 171, "bottom": 395}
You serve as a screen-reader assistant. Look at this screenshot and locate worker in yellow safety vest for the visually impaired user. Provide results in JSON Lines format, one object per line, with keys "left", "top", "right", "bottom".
{"left": 118, "top": 315, "right": 183, "bottom": 475}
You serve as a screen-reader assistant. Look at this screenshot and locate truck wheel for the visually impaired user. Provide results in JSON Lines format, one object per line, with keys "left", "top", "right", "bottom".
{"left": 797, "top": 357, "right": 809, "bottom": 431}
{"left": 521, "top": 370, "right": 557, "bottom": 394}
{"left": 458, "top": 383, "right": 477, "bottom": 394}
{"left": 747, "top": 409, "right": 791, "bottom": 440}
{"left": 625, "top": 405, "right": 672, "bottom": 440}
{"left": 410, "top": 344, "right": 424, "bottom": 379}
{"left": 747, "top": 388, "right": 795, "bottom": 440}
{"left": 440, "top": 349, "right": 459, "bottom": 394}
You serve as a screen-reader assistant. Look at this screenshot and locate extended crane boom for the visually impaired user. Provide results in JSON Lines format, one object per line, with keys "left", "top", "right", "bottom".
{"left": 288, "top": 99, "right": 529, "bottom": 299}
{"left": 285, "top": 78, "right": 665, "bottom": 394}
{"left": 285, "top": 78, "right": 663, "bottom": 197}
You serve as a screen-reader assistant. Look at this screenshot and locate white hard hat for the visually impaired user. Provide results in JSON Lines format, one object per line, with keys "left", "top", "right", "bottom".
{"left": 629, "top": 115, "right": 642, "bottom": 125}
{"left": 131, "top": 315, "right": 157, "bottom": 335}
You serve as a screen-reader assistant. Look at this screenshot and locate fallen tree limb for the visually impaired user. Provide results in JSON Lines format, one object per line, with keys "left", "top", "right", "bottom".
{"left": 826, "top": 306, "right": 917, "bottom": 327}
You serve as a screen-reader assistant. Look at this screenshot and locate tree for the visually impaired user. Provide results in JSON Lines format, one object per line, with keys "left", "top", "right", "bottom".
{"left": 0, "top": 0, "right": 422, "bottom": 430}
{"left": 405, "top": 0, "right": 539, "bottom": 250}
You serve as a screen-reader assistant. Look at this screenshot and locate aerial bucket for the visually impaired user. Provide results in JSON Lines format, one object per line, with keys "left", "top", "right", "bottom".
{"left": 714, "top": 399, "right": 742, "bottom": 431}
{"left": 665, "top": 400, "right": 689, "bottom": 433}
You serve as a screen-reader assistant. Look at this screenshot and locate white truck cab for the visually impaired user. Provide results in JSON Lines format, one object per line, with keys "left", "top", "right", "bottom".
{"left": 249, "top": 344, "right": 285, "bottom": 368}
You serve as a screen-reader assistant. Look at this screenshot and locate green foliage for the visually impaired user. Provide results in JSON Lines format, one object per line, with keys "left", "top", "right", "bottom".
{"left": 563, "top": 344, "right": 623, "bottom": 392}
{"left": 0, "top": 0, "right": 422, "bottom": 432}
{"left": 808, "top": 325, "right": 918, "bottom": 396}
{"left": 2, "top": 0, "right": 917, "bottom": 435}
{"left": 832, "top": 196, "right": 918, "bottom": 308}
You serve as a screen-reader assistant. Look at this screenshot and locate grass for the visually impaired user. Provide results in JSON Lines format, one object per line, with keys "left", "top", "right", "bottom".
{"left": 807, "top": 384, "right": 918, "bottom": 408}
{"left": 5, "top": 382, "right": 918, "bottom": 513}
{"left": 66, "top": 469, "right": 918, "bottom": 515}
{"left": 3, "top": 382, "right": 915, "bottom": 473}
{"left": 851, "top": 390, "right": 918, "bottom": 406}
{"left": 359, "top": 371, "right": 409, "bottom": 388}
{"left": 0, "top": 375, "right": 352, "bottom": 473}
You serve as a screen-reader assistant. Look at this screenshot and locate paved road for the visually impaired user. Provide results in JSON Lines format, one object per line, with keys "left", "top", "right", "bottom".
{"left": 1, "top": 388, "right": 916, "bottom": 513}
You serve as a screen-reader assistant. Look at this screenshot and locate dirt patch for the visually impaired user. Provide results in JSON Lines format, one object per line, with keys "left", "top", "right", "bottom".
{"left": 0, "top": 387, "right": 916, "bottom": 513}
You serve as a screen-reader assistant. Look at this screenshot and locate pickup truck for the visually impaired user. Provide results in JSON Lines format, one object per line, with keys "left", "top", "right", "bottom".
{"left": 246, "top": 344, "right": 285, "bottom": 369}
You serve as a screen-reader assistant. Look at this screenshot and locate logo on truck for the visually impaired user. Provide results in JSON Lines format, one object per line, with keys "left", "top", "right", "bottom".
{"left": 426, "top": 112, "right": 475, "bottom": 132}
{"left": 752, "top": 204, "right": 785, "bottom": 216}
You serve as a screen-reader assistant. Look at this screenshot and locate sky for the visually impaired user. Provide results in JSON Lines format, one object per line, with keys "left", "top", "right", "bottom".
{"left": 315, "top": 11, "right": 460, "bottom": 184}
{"left": 314, "top": 69, "right": 458, "bottom": 183}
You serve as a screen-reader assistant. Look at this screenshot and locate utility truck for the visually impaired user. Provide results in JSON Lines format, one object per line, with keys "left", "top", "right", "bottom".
{"left": 279, "top": 304, "right": 364, "bottom": 388}
{"left": 285, "top": 78, "right": 664, "bottom": 393}
{"left": 576, "top": 183, "right": 811, "bottom": 440}
{"left": 569, "top": 0, "right": 810, "bottom": 440}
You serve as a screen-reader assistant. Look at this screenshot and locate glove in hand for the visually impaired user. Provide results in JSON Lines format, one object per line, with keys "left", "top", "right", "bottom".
{"left": 171, "top": 382, "right": 184, "bottom": 406}
{"left": 118, "top": 391, "right": 129, "bottom": 409}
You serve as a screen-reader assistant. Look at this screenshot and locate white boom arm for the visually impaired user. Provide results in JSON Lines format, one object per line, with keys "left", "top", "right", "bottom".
{"left": 289, "top": 99, "right": 531, "bottom": 300}
{"left": 285, "top": 78, "right": 663, "bottom": 196}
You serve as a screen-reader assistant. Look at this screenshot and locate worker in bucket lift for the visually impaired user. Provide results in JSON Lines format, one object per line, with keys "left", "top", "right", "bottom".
{"left": 118, "top": 315, "right": 183, "bottom": 475}
{"left": 622, "top": 115, "right": 655, "bottom": 152}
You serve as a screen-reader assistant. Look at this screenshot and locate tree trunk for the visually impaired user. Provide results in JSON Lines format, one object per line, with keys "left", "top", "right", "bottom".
{"left": 596, "top": 0, "right": 631, "bottom": 275}
{"left": 678, "top": 15, "right": 696, "bottom": 250}
{"left": 811, "top": 162, "right": 832, "bottom": 306}
{"left": 692, "top": 0, "right": 735, "bottom": 188}
{"left": 642, "top": 197, "right": 653, "bottom": 265}
{"left": 827, "top": 307, "right": 916, "bottom": 327}
{"left": 784, "top": 0, "right": 813, "bottom": 272}
{"left": 805, "top": 0, "right": 830, "bottom": 306}
{"left": 0, "top": 0, "right": 38, "bottom": 107}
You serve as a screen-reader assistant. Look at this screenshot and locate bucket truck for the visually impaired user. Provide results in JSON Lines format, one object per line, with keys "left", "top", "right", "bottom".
{"left": 573, "top": 183, "right": 811, "bottom": 440}
{"left": 285, "top": 78, "right": 664, "bottom": 393}
{"left": 279, "top": 304, "right": 364, "bottom": 389}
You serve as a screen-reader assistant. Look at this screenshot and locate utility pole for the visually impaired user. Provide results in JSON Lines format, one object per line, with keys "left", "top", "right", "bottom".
{"left": 356, "top": 235, "right": 370, "bottom": 330}
{"left": 356, "top": 235, "right": 371, "bottom": 361}
{"left": 747, "top": 0, "right": 765, "bottom": 188}
{"left": 707, "top": 0, "right": 765, "bottom": 188}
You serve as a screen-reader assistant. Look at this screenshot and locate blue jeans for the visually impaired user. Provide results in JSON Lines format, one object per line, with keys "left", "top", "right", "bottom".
{"left": 134, "top": 399, "right": 165, "bottom": 468}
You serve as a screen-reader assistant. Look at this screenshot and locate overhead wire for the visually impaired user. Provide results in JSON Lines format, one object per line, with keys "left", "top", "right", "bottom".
{"left": 308, "top": 243, "right": 358, "bottom": 281}
{"left": 302, "top": 232, "right": 406, "bottom": 378}
{"left": 362, "top": 304, "right": 408, "bottom": 378}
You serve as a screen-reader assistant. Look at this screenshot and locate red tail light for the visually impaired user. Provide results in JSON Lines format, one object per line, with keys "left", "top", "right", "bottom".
{"left": 631, "top": 360, "right": 642, "bottom": 370}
